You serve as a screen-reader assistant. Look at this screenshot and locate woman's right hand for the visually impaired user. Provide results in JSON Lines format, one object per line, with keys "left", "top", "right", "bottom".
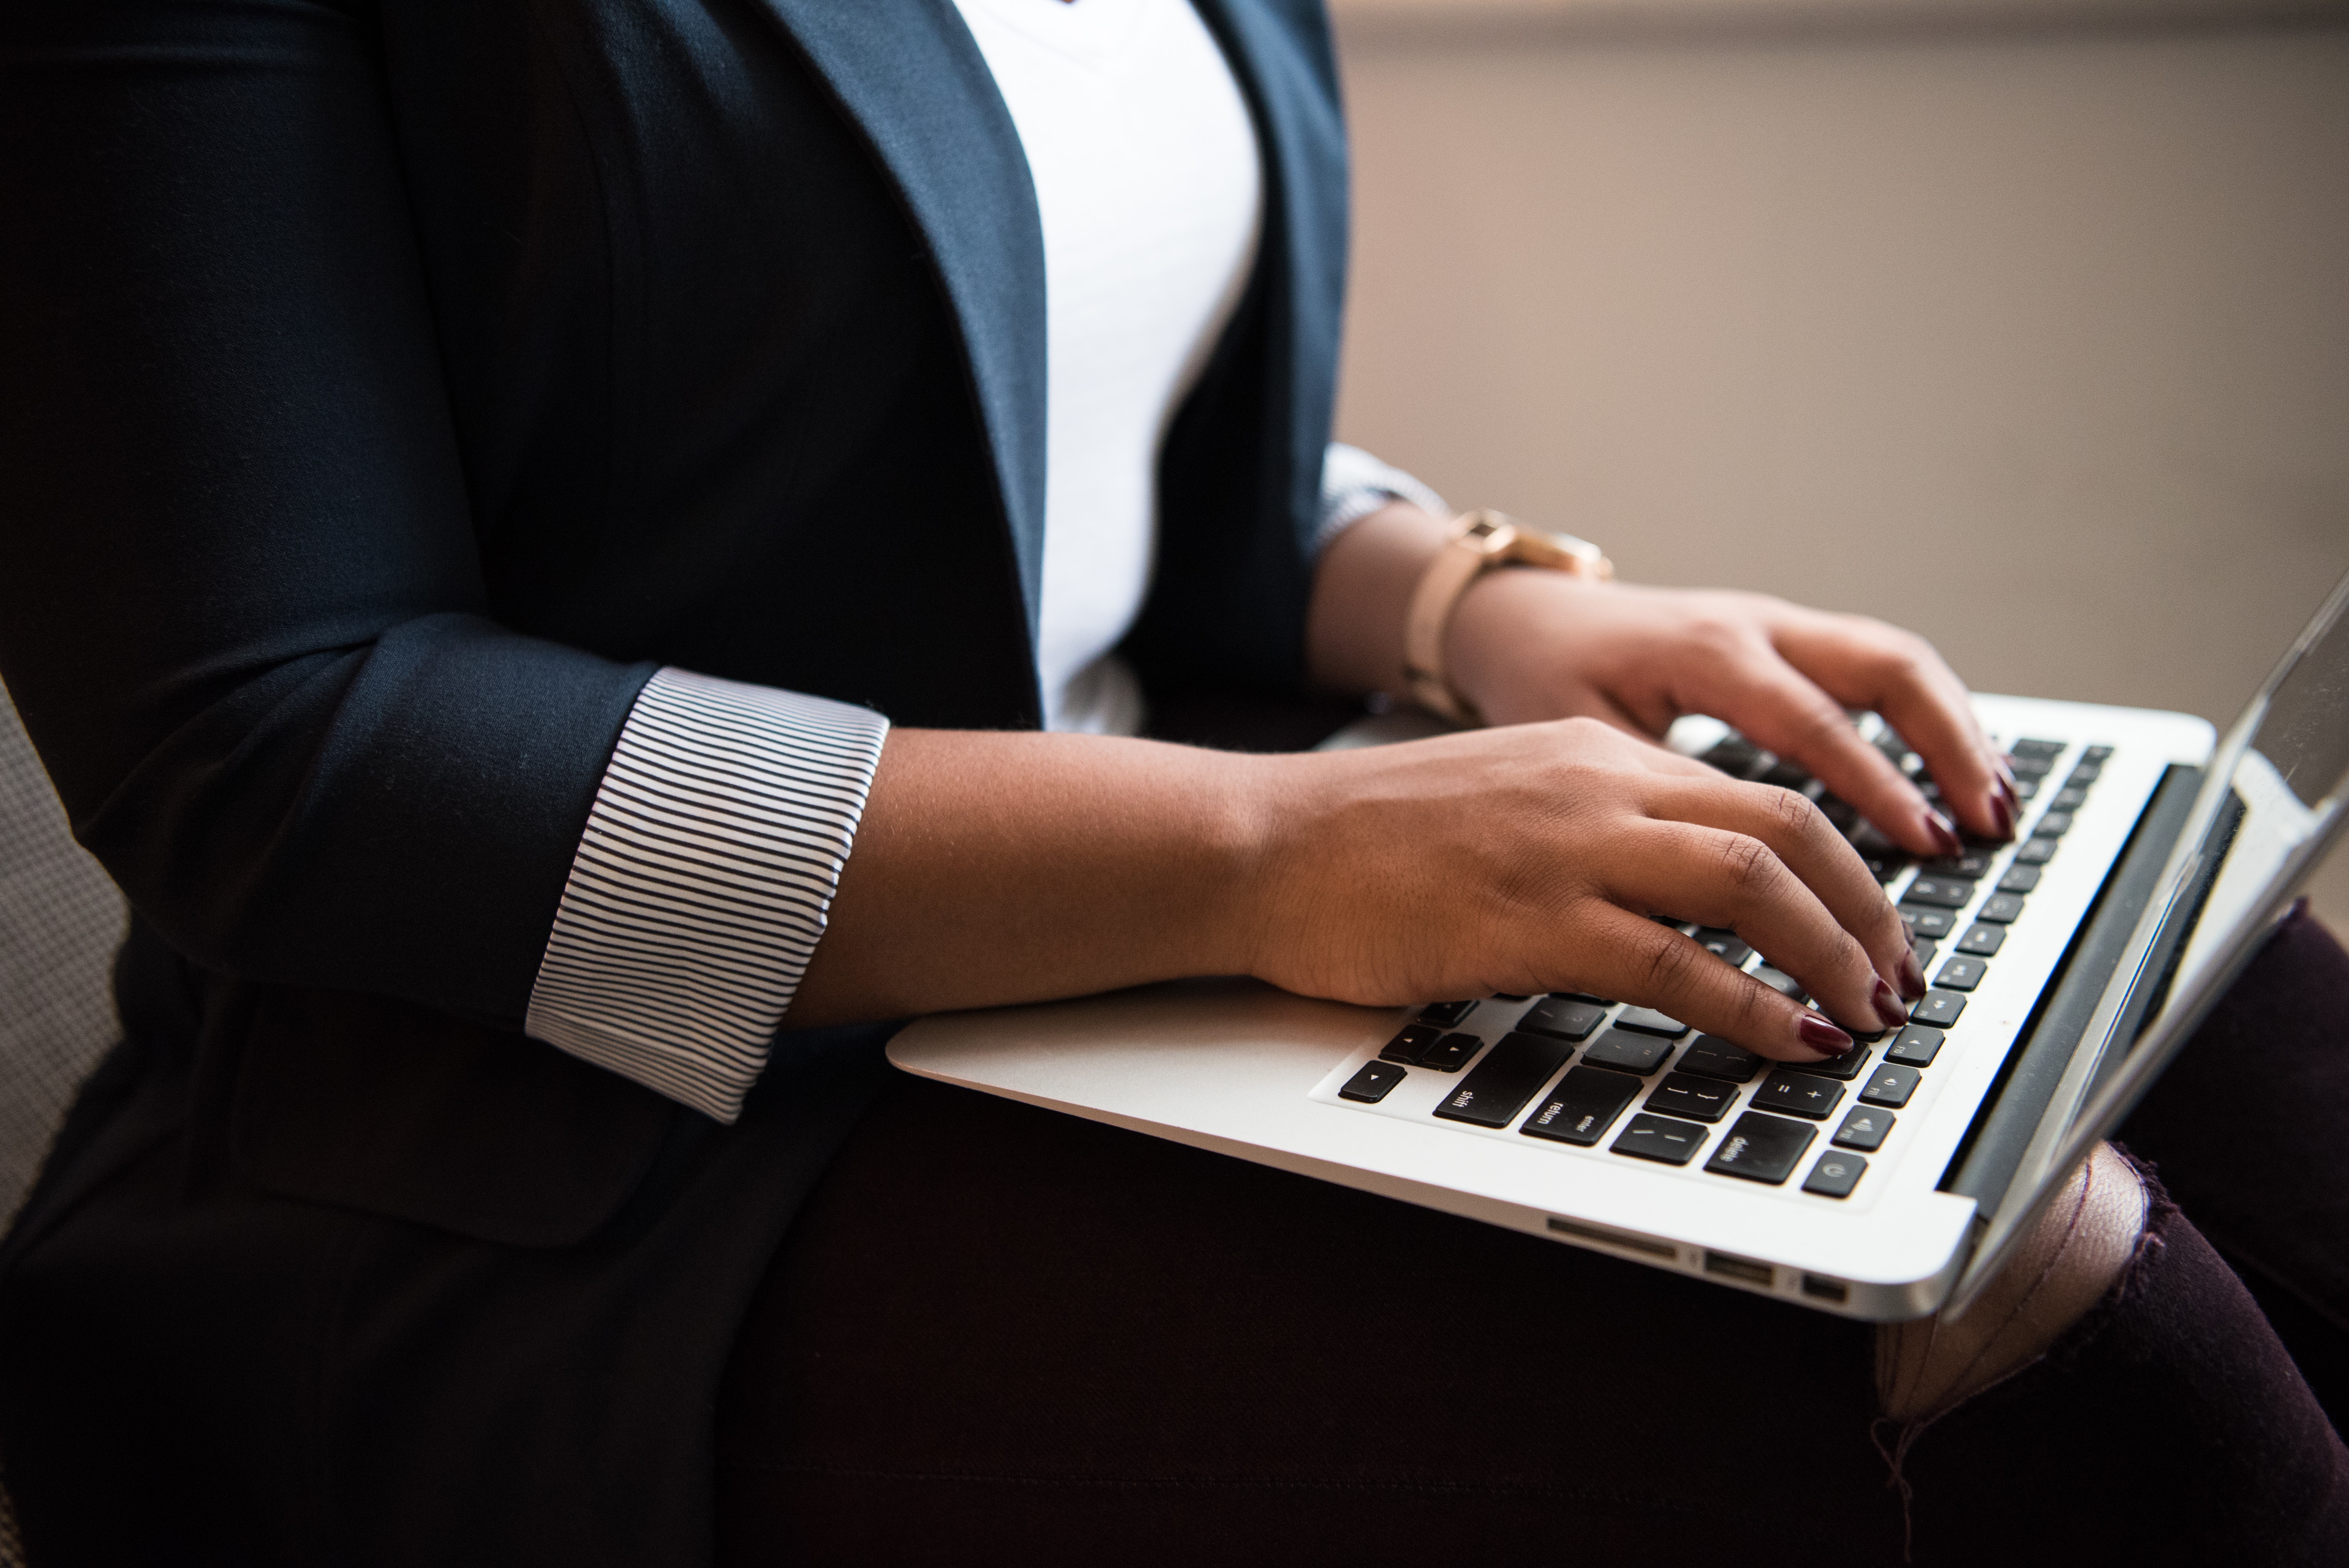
{"left": 1244, "top": 716, "right": 1923, "bottom": 1061}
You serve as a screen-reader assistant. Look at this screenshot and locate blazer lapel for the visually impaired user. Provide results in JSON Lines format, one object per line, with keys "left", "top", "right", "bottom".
{"left": 1188, "top": 0, "right": 1351, "bottom": 554}
{"left": 748, "top": 0, "right": 1050, "bottom": 647}
{"left": 747, "top": 0, "right": 1351, "bottom": 655}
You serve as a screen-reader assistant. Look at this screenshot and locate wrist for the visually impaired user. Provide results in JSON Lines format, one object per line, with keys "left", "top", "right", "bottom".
{"left": 1401, "top": 511, "right": 1612, "bottom": 725}
{"left": 1445, "top": 565, "right": 1603, "bottom": 727}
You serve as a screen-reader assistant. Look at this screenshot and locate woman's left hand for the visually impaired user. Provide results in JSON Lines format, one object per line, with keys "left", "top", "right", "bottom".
{"left": 1306, "top": 500, "right": 2019, "bottom": 860}
{"left": 1447, "top": 566, "right": 2014, "bottom": 857}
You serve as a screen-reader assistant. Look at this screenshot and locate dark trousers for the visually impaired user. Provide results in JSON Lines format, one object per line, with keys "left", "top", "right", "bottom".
{"left": 715, "top": 906, "right": 2349, "bottom": 1565}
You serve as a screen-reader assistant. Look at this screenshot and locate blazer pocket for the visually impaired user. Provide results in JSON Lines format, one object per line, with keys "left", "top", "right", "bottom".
{"left": 231, "top": 986, "right": 681, "bottom": 1248}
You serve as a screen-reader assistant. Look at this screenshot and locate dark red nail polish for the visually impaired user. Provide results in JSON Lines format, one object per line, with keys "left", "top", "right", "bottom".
{"left": 1989, "top": 793, "right": 2016, "bottom": 840}
{"left": 1995, "top": 758, "right": 2019, "bottom": 792}
{"left": 1871, "top": 977, "right": 1908, "bottom": 1029}
{"left": 1797, "top": 1013, "right": 1853, "bottom": 1056}
{"left": 1923, "top": 809, "right": 1963, "bottom": 857}
{"left": 1898, "top": 948, "right": 1928, "bottom": 1000}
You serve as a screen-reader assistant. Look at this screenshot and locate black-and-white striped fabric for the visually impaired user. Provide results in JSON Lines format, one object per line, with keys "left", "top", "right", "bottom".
{"left": 524, "top": 668, "right": 888, "bottom": 1124}
{"left": 1316, "top": 441, "right": 1449, "bottom": 554}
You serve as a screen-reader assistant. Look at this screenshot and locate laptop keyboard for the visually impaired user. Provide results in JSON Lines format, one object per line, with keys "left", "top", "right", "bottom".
{"left": 1335, "top": 727, "right": 2117, "bottom": 1202}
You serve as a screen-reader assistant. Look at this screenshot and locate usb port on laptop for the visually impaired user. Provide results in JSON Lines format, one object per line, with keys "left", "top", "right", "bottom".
{"left": 1703, "top": 1251, "right": 1773, "bottom": 1287}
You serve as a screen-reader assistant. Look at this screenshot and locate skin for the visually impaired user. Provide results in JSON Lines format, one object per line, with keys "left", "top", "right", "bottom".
{"left": 791, "top": 500, "right": 2021, "bottom": 1064}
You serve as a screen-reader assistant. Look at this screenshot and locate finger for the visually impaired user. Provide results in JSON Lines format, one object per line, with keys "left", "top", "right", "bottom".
{"left": 1642, "top": 774, "right": 1926, "bottom": 1001}
{"left": 1566, "top": 902, "right": 1860, "bottom": 1064}
{"left": 1593, "top": 816, "right": 1910, "bottom": 1034}
{"left": 1687, "top": 638, "right": 1962, "bottom": 859}
{"left": 1772, "top": 614, "right": 2014, "bottom": 841}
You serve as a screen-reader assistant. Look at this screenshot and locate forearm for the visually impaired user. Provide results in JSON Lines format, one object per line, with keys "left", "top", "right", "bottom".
{"left": 787, "top": 729, "right": 1273, "bottom": 1025}
{"left": 1304, "top": 499, "right": 1450, "bottom": 697}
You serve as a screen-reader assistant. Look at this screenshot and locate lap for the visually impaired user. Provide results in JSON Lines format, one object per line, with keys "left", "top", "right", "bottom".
{"left": 716, "top": 1064, "right": 2349, "bottom": 1566}
{"left": 719, "top": 909, "right": 2349, "bottom": 1564}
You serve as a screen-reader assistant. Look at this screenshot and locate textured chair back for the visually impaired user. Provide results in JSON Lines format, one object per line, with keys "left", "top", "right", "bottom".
{"left": 0, "top": 678, "right": 126, "bottom": 1568}
{"left": 0, "top": 680, "right": 123, "bottom": 1230}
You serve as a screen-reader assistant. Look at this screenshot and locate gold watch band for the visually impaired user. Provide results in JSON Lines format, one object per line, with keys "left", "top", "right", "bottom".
{"left": 1401, "top": 509, "right": 1613, "bottom": 725}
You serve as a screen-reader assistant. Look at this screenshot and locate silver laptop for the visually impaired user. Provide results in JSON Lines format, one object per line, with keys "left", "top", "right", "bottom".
{"left": 890, "top": 569, "right": 2349, "bottom": 1321}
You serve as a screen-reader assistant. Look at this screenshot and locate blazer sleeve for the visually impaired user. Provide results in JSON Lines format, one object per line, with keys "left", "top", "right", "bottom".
{"left": 0, "top": 0, "right": 879, "bottom": 1119}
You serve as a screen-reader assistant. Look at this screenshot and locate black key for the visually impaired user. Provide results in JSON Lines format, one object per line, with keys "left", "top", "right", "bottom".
{"left": 1860, "top": 1062, "right": 1923, "bottom": 1107}
{"left": 1520, "top": 1066, "right": 1642, "bottom": 1145}
{"left": 2011, "top": 775, "right": 2040, "bottom": 802}
{"left": 1899, "top": 905, "right": 1956, "bottom": 939}
{"left": 1877, "top": 729, "right": 1915, "bottom": 764}
{"left": 1911, "top": 937, "right": 1941, "bottom": 970}
{"left": 2050, "top": 786, "right": 2089, "bottom": 812}
{"left": 1705, "top": 1112, "right": 1817, "bottom": 1185}
{"left": 1580, "top": 1027, "right": 1676, "bottom": 1076}
{"left": 1433, "top": 1030, "right": 1575, "bottom": 1129}
{"left": 2067, "top": 761, "right": 2103, "bottom": 786}
{"left": 1886, "top": 1025, "right": 1944, "bottom": 1067}
{"left": 1516, "top": 997, "right": 1607, "bottom": 1042}
{"left": 1832, "top": 1107, "right": 1894, "bottom": 1150}
{"left": 1803, "top": 1151, "right": 1868, "bottom": 1198}
{"left": 1956, "top": 923, "right": 2006, "bottom": 957}
{"left": 1902, "top": 876, "right": 1976, "bottom": 909}
{"left": 1340, "top": 1061, "right": 1407, "bottom": 1103}
{"left": 1646, "top": 1071, "right": 1741, "bottom": 1124}
{"left": 1847, "top": 821, "right": 1901, "bottom": 858}
{"left": 1701, "top": 736, "right": 1764, "bottom": 777}
{"left": 2083, "top": 744, "right": 2112, "bottom": 763}
{"left": 1649, "top": 916, "right": 1693, "bottom": 935}
{"left": 1817, "top": 796, "right": 1859, "bottom": 833}
{"left": 1379, "top": 1023, "right": 1443, "bottom": 1066}
{"left": 2007, "top": 751, "right": 2058, "bottom": 776}
{"left": 1861, "top": 852, "right": 1906, "bottom": 885}
{"left": 1417, "top": 999, "right": 1477, "bottom": 1026}
{"left": 2009, "top": 738, "right": 2066, "bottom": 760}
{"left": 1691, "top": 927, "right": 1754, "bottom": 968}
{"left": 1750, "top": 966, "right": 1807, "bottom": 1001}
{"left": 1934, "top": 956, "right": 1987, "bottom": 992}
{"left": 1615, "top": 1007, "right": 1690, "bottom": 1039}
{"left": 1754, "top": 1069, "right": 1846, "bottom": 1120}
{"left": 1612, "top": 1113, "right": 1711, "bottom": 1166}
{"left": 2032, "top": 811, "right": 2075, "bottom": 839}
{"left": 1998, "top": 864, "right": 2042, "bottom": 895}
{"left": 2015, "top": 837, "right": 2057, "bottom": 866}
{"left": 1421, "top": 1032, "right": 1481, "bottom": 1072}
{"left": 1552, "top": 991, "right": 1618, "bottom": 1006}
{"left": 1910, "top": 991, "right": 1967, "bottom": 1027}
{"left": 1757, "top": 759, "right": 1814, "bottom": 791}
{"left": 1922, "top": 851, "right": 1995, "bottom": 879}
{"left": 1676, "top": 1035, "right": 1763, "bottom": 1083}
{"left": 1491, "top": 993, "right": 1532, "bottom": 1002}
{"left": 1977, "top": 894, "right": 2026, "bottom": 925}
{"left": 1798, "top": 1042, "right": 1872, "bottom": 1081}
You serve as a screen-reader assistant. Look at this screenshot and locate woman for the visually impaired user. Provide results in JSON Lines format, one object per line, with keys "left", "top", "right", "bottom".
{"left": 0, "top": 0, "right": 2342, "bottom": 1561}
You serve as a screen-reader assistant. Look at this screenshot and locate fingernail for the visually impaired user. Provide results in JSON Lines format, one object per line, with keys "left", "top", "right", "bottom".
{"left": 1995, "top": 757, "right": 2019, "bottom": 792}
{"left": 1898, "top": 948, "right": 1928, "bottom": 1000}
{"left": 1871, "top": 977, "right": 1909, "bottom": 1029}
{"left": 1923, "top": 809, "right": 1963, "bottom": 857}
{"left": 1797, "top": 1013, "right": 1854, "bottom": 1057}
{"left": 1989, "top": 793, "right": 2016, "bottom": 840}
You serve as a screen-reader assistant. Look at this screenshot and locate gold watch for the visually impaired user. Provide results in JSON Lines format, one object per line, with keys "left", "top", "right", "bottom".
{"left": 1401, "top": 509, "right": 1613, "bottom": 725}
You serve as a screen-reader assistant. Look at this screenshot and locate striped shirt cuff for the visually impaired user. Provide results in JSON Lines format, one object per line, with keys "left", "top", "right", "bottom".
{"left": 1315, "top": 442, "right": 1449, "bottom": 555}
{"left": 524, "top": 667, "right": 889, "bottom": 1123}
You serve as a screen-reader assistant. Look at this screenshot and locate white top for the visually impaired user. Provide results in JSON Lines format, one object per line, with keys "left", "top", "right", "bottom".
{"left": 525, "top": 5, "right": 1447, "bottom": 1122}
{"left": 951, "top": 0, "right": 1264, "bottom": 734}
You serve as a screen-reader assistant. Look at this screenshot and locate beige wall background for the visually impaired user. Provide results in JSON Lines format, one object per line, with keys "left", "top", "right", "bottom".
{"left": 1329, "top": 3, "right": 2349, "bottom": 930}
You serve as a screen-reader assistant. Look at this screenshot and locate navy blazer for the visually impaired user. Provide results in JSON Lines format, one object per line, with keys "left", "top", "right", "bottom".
{"left": 0, "top": 0, "right": 1347, "bottom": 1560}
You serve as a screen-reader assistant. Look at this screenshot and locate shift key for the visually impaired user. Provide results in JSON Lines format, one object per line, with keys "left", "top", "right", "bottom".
{"left": 1433, "top": 1030, "right": 1574, "bottom": 1129}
